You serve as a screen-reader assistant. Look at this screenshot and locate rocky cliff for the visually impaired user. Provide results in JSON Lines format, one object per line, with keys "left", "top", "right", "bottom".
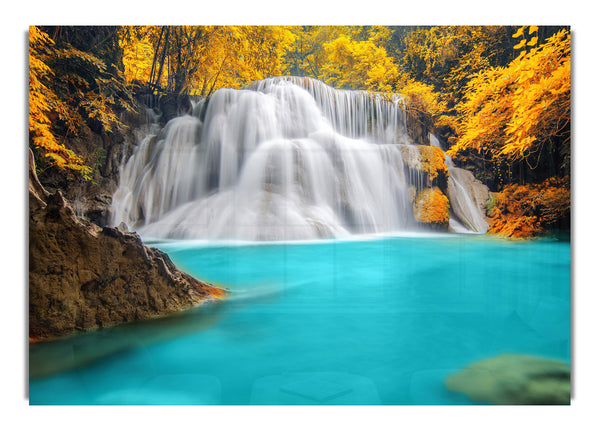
{"left": 398, "top": 143, "right": 491, "bottom": 232}
{"left": 447, "top": 167, "right": 491, "bottom": 233}
{"left": 398, "top": 144, "right": 451, "bottom": 229}
{"left": 29, "top": 150, "right": 225, "bottom": 342}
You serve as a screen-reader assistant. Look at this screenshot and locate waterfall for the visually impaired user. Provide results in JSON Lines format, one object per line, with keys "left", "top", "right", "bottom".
{"left": 430, "top": 134, "right": 489, "bottom": 233}
{"left": 447, "top": 168, "right": 490, "bottom": 233}
{"left": 111, "top": 77, "right": 486, "bottom": 240}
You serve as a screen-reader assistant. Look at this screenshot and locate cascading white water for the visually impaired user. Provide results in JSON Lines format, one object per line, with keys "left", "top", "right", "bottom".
{"left": 429, "top": 134, "right": 489, "bottom": 233}
{"left": 111, "top": 77, "right": 486, "bottom": 240}
{"left": 250, "top": 77, "right": 409, "bottom": 144}
{"left": 447, "top": 168, "right": 490, "bottom": 233}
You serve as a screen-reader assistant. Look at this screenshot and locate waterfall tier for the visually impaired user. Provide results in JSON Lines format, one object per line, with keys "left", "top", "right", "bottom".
{"left": 111, "top": 77, "right": 488, "bottom": 240}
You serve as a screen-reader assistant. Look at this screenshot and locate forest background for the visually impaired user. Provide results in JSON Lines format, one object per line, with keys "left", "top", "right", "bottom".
{"left": 29, "top": 24, "right": 571, "bottom": 237}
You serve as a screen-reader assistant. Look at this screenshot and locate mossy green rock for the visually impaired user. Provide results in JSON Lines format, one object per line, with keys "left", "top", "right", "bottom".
{"left": 446, "top": 354, "right": 570, "bottom": 405}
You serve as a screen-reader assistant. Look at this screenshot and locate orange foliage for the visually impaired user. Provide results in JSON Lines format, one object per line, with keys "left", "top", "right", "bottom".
{"left": 29, "top": 26, "right": 135, "bottom": 180}
{"left": 397, "top": 76, "right": 458, "bottom": 141}
{"left": 283, "top": 26, "right": 397, "bottom": 93}
{"left": 419, "top": 145, "right": 448, "bottom": 183}
{"left": 413, "top": 187, "right": 450, "bottom": 227}
{"left": 29, "top": 26, "right": 92, "bottom": 178}
{"left": 450, "top": 29, "right": 570, "bottom": 170}
{"left": 488, "top": 177, "right": 570, "bottom": 238}
{"left": 321, "top": 32, "right": 399, "bottom": 92}
{"left": 120, "top": 26, "right": 295, "bottom": 96}
{"left": 400, "top": 26, "right": 511, "bottom": 110}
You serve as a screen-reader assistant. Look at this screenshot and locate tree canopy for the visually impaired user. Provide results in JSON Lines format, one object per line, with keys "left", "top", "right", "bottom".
{"left": 120, "top": 26, "right": 295, "bottom": 96}
{"left": 449, "top": 27, "right": 571, "bottom": 181}
{"left": 29, "top": 26, "right": 134, "bottom": 180}
{"left": 29, "top": 25, "right": 570, "bottom": 196}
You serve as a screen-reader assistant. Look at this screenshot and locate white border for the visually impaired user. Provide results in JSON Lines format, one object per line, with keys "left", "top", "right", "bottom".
{"left": 4, "top": 2, "right": 597, "bottom": 429}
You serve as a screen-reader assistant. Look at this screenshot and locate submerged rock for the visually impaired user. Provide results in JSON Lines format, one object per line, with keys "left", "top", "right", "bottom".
{"left": 28, "top": 150, "right": 226, "bottom": 342}
{"left": 445, "top": 354, "right": 570, "bottom": 405}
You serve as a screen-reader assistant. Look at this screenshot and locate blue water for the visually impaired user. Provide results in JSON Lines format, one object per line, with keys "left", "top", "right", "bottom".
{"left": 29, "top": 234, "right": 571, "bottom": 405}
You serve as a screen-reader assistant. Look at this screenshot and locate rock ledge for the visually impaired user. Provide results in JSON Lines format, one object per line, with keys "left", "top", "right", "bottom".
{"left": 29, "top": 150, "right": 225, "bottom": 342}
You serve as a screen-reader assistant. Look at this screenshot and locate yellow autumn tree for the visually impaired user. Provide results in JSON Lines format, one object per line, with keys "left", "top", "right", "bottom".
{"left": 29, "top": 26, "right": 91, "bottom": 178}
{"left": 29, "top": 26, "right": 135, "bottom": 180}
{"left": 282, "top": 26, "right": 356, "bottom": 78}
{"left": 502, "top": 28, "right": 570, "bottom": 168}
{"left": 120, "top": 26, "right": 161, "bottom": 86}
{"left": 119, "top": 26, "right": 295, "bottom": 97}
{"left": 320, "top": 30, "right": 400, "bottom": 92}
{"left": 400, "top": 26, "right": 516, "bottom": 109}
{"left": 450, "top": 28, "right": 570, "bottom": 174}
{"left": 186, "top": 26, "right": 294, "bottom": 96}
{"left": 395, "top": 74, "right": 457, "bottom": 144}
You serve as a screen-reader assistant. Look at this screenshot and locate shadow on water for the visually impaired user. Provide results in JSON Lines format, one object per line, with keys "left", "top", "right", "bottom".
{"left": 29, "top": 283, "right": 281, "bottom": 380}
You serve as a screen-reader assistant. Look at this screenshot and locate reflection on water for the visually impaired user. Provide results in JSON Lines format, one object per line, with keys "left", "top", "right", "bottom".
{"left": 29, "top": 283, "right": 285, "bottom": 379}
{"left": 29, "top": 302, "right": 227, "bottom": 379}
{"left": 29, "top": 235, "right": 571, "bottom": 405}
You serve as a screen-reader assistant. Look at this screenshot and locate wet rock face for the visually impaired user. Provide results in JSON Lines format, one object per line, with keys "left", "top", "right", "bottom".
{"left": 36, "top": 104, "right": 146, "bottom": 226}
{"left": 28, "top": 151, "right": 225, "bottom": 341}
{"left": 445, "top": 354, "right": 570, "bottom": 405}
{"left": 447, "top": 167, "right": 491, "bottom": 233}
{"left": 399, "top": 144, "right": 449, "bottom": 192}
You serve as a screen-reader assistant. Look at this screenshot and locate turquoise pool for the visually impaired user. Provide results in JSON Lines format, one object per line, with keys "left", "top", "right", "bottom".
{"left": 29, "top": 234, "right": 571, "bottom": 405}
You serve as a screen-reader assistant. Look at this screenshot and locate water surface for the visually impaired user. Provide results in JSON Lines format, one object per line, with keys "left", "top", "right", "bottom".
{"left": 29, "top": 234, "right": 571, "bottom": 405}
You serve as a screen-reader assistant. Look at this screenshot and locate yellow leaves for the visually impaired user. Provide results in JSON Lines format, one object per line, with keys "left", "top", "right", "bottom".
{"left": 120, "top": 27, "right": 157, "bottom": 84}
{"left": 512, "top": 25, "right": 538, "bottom": 39}
{"left": 514, "top": 50, "right": 527, "bottom": 62}
{"left": 420, "top": 145, "right": 449, "bottom": 182}
{"left": 29, "top": 27, "right": 74, "bottom": 173}
{"left": 366, "top": 26, "right": 392, "bottom": 43}
{"left": 513, "top": 26, "right": 539, "bottom": 52}
{"left": 451, "top": 28, "right": 570, "bottom": 167}
{"left": 402, "top": 26, "right": 512, "bottom": 114}
{"left": 120, "top": 26, "right": 296, "bottom": 96}
{"left": 488, "top": 177, "right": 569, "bottom": 238}
{"left": 512, "top": 27, "right": 525, "bottom": 38}
{"left": 398, "top": 77, "right": 447, "bottom": 121}
{"left": 29, "top": 26, "right": 134, "bottom": 181}
{"left": 513, "top": 39, "right": 526, "bottom": 50}
{"left": 321, "top": 33, "right": 399, "bottom": 92}
{"left": 412, "top": 187, "right": 450, "bottom": 226}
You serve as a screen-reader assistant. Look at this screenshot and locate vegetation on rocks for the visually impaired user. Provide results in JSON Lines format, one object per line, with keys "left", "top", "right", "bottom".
{"left": 487, "top": 177, "right": 570, "bottom": 238}
{"left": 28, "top": 24, "right": 570, "bottom": 239}
{"left": 399, "top": 144, "right": 449, "bottom": 189}
{"left": 29, "top": 26, "right": 136, "bottom": 182}
{"left": 412, "top": 187, "right": 450, "bottom": 228}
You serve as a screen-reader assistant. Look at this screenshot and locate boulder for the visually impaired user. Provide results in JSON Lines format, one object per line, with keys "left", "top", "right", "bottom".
{"left": 399, "top": 144, "right": 449, "bottom": 191}
{"left": 447, "top": 167, "right": 491, "bottom": 233}
{"left": 411, "top": 186, "right": 450, "bottom": 229}
{"left": 28, "top": 150, "right": 225, "bottom": 342}
{"left": 445, "top": 354, "right": 570, "bottom": 405}
{"left": 397, "top": 144, "right": 450, "bottom": 230}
